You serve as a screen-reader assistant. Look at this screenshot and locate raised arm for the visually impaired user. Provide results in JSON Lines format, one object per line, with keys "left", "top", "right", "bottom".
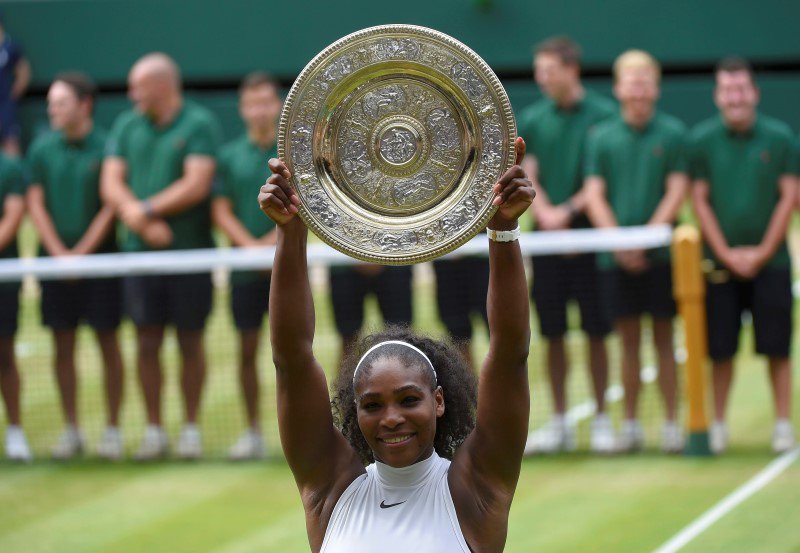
{"left": 451, "top": 138, "right": 533, "bottom": 513}
{"left": 259, "top": 159, "right": 363, "bottom": 505}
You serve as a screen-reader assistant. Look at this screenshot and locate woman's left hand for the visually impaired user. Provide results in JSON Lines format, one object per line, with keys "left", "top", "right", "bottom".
{"left": 489, "top": 137, "right": 535, "bottom": 229}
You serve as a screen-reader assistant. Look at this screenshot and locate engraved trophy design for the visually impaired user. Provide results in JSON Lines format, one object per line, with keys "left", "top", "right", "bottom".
{"left": 278, "top": 24, "right": 516, "bottom": 264}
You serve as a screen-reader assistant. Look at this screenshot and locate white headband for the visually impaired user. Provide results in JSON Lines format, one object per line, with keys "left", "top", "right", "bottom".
{"left": 353, "top": 340, "right": 437, "bottom": 385}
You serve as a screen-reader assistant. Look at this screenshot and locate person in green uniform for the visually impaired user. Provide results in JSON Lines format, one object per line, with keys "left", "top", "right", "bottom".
{"left": 690, "top": 57, "right": 797, "bottom": 454}
{"left": 0, "top": 151, "right": 28, "bottom": 461}
{"left": 212, "top": 72, "right": 281, "bottom": 460}
{"left": 517, "top": 36, "right": 615, "bottom": 453}
{"left": 101, "top": 53, "right": 222, "bottom": 460}
{"left": 584, "top": 51, "right": 688, "bottom": 453}
{"left": 26, "top": 72, "right": 124, "bottom": 461}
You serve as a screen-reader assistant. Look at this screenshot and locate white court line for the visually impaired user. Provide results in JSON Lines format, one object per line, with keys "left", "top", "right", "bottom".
{"left": 524, "top": 366, "right": 657, "bottom": 455}
{"left": 653, "top": 446, "right": 800, "bottom": 553}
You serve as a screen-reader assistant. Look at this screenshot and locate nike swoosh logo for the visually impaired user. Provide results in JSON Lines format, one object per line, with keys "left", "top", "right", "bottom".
{"left": 380, "top": 500, "right": 406, "bottom": 509}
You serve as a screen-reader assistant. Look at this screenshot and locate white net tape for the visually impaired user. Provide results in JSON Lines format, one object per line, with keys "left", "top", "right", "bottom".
{"left": 0, "top": 224, "right": 672, "bottom": 282}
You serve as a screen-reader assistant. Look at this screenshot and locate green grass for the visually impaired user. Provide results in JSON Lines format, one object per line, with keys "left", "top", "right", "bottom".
{"left": 1, "top": 220, "right": 799, "bottom": 552}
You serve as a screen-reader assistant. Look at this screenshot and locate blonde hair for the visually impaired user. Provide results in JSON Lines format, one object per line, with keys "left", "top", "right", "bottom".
{"left": 613, "top": 49, "right": 661, "bottom": 83}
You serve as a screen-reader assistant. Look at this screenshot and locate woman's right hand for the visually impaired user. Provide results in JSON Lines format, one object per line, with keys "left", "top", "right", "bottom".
{"left": 259, "top": 158, "right": 301, "bottom": 226}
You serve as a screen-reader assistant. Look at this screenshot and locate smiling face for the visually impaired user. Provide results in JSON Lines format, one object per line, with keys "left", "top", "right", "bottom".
{"left": 715, "top": 69, "right": 759, "bottom": 130}
{"left": 355, "top": 356, "right": 444, "bottom": 468}
{"left": 614, "top": 66, "right": 659, "bottom": 122}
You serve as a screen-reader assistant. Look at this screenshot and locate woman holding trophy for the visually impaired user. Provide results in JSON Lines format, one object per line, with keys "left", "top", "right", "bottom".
{"left": 259, "top": 134, "right": 534, "bottom": 552}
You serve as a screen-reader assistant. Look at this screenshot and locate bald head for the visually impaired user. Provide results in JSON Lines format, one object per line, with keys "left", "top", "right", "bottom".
{"left": 128, "top": 52, "right": 182, "bottom": 122}
{"left": 131, "top": 52, "right": 181, "bottom": 89}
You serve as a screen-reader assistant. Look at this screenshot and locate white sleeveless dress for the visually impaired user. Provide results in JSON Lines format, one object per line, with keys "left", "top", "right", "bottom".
{"left": 320, "top": 452, "right": 471, "bottom": 552}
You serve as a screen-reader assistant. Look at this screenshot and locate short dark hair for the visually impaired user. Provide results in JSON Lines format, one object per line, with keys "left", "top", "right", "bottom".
{"left": 535, "top": 36, "right": 582, "bottom": 66}
{"left": 239, "top": 71, "right": 279, "bottom": 95}
{"left": 715, "top": 56, "right": 755, "bottom": 82}
{"left": 53, "top": 71, "right": 97, "bottom": 103}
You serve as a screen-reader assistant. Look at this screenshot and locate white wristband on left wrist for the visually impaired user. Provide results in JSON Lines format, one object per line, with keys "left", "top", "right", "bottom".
{"left": 487, "top": 225, "right": 520, "bottom": 242}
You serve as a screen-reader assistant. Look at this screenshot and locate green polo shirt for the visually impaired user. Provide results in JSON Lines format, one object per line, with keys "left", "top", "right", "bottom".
{"left": 106, "top": 101, "right": 222, "bottom": 252}
{"left": 688, "top": 114, "right": 797, "bottom": 268}
{"left": 214, "top": 134, "right": 277, "bottom": 284}
{"left": 0, "top": 154, "right": 24, "bottom": 259}
{"left": 517, "top": 90, "right": 616, "bottom": 214}
{"left": 586, "top": 111, "right": 687, "bottom": 269}
{"left": 27, "top": 127, "right": 115, "bottom": 252}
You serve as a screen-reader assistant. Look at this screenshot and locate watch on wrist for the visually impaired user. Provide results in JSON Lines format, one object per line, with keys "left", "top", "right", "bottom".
{"left": 142, "top": 199, "right": 155, "bottom": 220}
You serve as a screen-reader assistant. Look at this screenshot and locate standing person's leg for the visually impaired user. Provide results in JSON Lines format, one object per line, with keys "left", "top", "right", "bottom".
{"left": 88, "top": 277, "right": 125, "bottom": 459}
{"left": 578, "top": 255, "right": 613, "bottom": 452}
{"left": 752, "top": 267, "right": 794, "bottom": 452}
{"left": 530, "top": 255, "right": 572, "bottom": 452}
{"left": 137, "top": 326, "right": 166, "bottom": 424}
{"left": 711, "top": 359, "right": 734, "bottom": 422}
{"left": 53, "top": 329, "right": 78, "bottom": 426}
{"left": 647, "top": 264, "right": 682, "bottom": 452}
{"left": 330, "top": 267, "right": 367, "bottom": 372}
{"left": 239, "top": 329, "right": 260, "bottom": 429}
{"left": 616, "top": 316, "right": 643, "bottom": 451}
{"left": 375, "top": 265, "right": 413, "bottom": 327}
{"left": 0, "top": 335, "right": 31, "bottom": 462}
{"left": 705, "top": 275, "right": 742, "bottom": 454}
{"left": 768, "top": 356, "right": 792, "bottom": 416}
{"left": 0, "top": 284, "right": 29, "bottom": 461}
{"left": 228, "top": 275, "right": 270, "bottom": 460}
{"left": 653, "top": 317, "right": 682, "bottom": 453}
{"left": 95, "top": 331, "right": 123, "bottom": 427}
{"left": 176, "top": 329, "right": 205, "bottom": 424}
{"left": 602, "top": 266, "right": 651, "bottom": 451}
{"left": 171, "top": 273, "right": 213, "bottom": 459}
{"left": 433, "top": 259, "right": 476, "bottom": 369}
{"left": 0, "top": 337, "right": 19, "bottom": 425}
{"left": 126, "top": 275, "right": 169, "bottom": 460}
{"left": 41, "top": 280, "right": 85, "bottom": 459}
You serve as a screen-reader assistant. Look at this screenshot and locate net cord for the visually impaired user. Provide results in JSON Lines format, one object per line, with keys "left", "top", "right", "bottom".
{"left": 0, "top": 224, "right": 672, "bottom": 282}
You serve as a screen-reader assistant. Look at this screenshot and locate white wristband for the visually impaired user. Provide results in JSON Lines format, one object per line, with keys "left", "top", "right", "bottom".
{"left": 487, "top": 225, "right": 520, "bottom": 242}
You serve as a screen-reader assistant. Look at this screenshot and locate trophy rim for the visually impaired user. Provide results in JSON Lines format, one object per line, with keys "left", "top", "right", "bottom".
{"left": 278, "top": 24, "right": 516, "bottom": 265}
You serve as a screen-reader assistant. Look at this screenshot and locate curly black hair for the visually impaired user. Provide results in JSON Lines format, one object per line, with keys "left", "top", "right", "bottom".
{"left": 331, "top": 325, "right": 478, "bottom": 466}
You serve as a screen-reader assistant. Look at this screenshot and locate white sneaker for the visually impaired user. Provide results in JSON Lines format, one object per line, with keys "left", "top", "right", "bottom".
{"left": 96, "top": 427, "right": 124, "bottom": 461}
{"left": 51, "top": 426, "right": 85, "bottom": 460}
{"left": 176, "top": 424, "right": 202, "bottom": 460}
{"left": 772, "top": 420, "right": 796, "bottom": 453}
{"left": 528, "top": 416, "right": 574, "bottom": 453}
{"left": 227, "top": 429, "right": 265, "bottom": 461}
{"left": 5, "top": 426, "right": 33, "bottom": 463}
{"left": 618, "top": 419, "right": 644, "bottom": 452}
{"left": 590, "top": 414, "right": 616, "bottom": 453}
{"left": 134, "top": 425, "right": 169, "bottom": 461}
{"left": 710, "top": 421, "right": 728, "bottom": 454}
{"left": 661, "top": 421, "right": 685, "bottom": 454}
